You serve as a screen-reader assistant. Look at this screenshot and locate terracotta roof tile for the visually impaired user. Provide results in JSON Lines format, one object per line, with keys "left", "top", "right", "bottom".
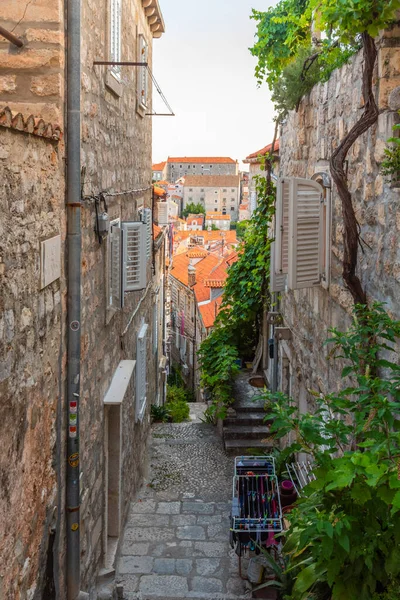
{"left": 152, "top": 161, "right": 166, "bottom": 170}
{"left": 168, "top": 156, "right": 236, "bottom": 164}
{"left": 153, "top": 224, "right": 162, "bottom": 239}
{"left": 154, "top": 186, "right": 166, "bottom": 197}
{"left": 206, "top": 212, "right": 231, "bottom": 220}
{"left": 199, "top": 297, "right": 223, "bottom": 329}
{"left": 0, "top": 106, "right": 62, "bottom": 141}
{"left": 244, "top": 139, "right": 280, "bottom": 161}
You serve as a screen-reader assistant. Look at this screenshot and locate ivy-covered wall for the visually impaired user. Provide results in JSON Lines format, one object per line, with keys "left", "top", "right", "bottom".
{"left": 276, "top": 26, "right": 400, "bottom": 403}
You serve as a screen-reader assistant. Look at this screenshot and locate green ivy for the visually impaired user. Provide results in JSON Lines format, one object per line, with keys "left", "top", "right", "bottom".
{"left": 381, "top": 114, "right": 400, "bottom": 179}
{"left": 199, "top": 167, "right": 276, "bottom": 420}
{"left": 261, "top": 303, "right": 400, "bottom": 599}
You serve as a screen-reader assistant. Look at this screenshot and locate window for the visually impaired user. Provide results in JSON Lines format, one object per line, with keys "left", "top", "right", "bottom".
{"left": 200, "top": 197, "right": 204, "bottom": 201}
{"left": 222, "top": 209, "right": 227, "bottom": 215}
{"left": 188, "top": 197, "right": 193, "bottom": 201}
{"left": 214, "top": 208, "right": 218, "bottom": 212}
{"left": 110, "top": 0, "right": 122, "bottom": 79}
{"left": 215, "top": 199, "right": 218, "bottom": 203}
{"left": 223, "top": 197, "right": 226, "bottom": 201}
{"left": 231, "top": 198, "right": 235, "bottom": 202}
{"left": 200, "top": 188, "right": 204, "bottom": 192}
{"left": 108, "top": 218, "right": 122, "bottom": 311}
{"left": 140, "top": 207, "right": 152, "bottom": 259}
{"left": 189, "top": 188, "right": 193, "bottom": 191}
{"left": 136, "top": 323, "right": 148, "bottom": 421}
{"left": 223, "top": 189, "right": 227, "bottom": 192}
{"left": 271, "top": 177, "right": 330, "bottom": 291}
{"left": 214, "top": 190, "right": 218, "bottom": 194}
{"left": 231, "top": 189, "right": 235, "bottom": 192}
{"left": 138, "top": 35, "right": 148, "bottom": 108}
{"left": 153, "top": 296, "right": 159, "bottom": 354}
{"left": 107, "top": 218, "right": 147, "bottom": 310}
{"left": 188, "top": 165, "right": 191, "bottom": 169}
{"left": 230, "top": 207, "right": 234, "bottom": 211}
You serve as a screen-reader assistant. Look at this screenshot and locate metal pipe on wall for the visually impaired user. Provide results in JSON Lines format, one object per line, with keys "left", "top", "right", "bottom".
{"left": 66, "top": 0, "right": 87, "bottom": 598}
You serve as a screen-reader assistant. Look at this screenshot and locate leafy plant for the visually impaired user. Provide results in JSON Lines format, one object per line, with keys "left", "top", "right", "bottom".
{"left": 262, "top": 303, "right": 400, "bottom": 600}
{"left": 165, "top": 398, "right": 190, "bottom": 423}
{"left": 198, "top": 170, "right": 276, "bottom": 418}
{"left": 182, "top": 202, "right": 205, "bottom": 218}
{"left": 166, "top": 384, "right": 188, "bottom": 405}
{"left": 150, "top": 404, "right": 170, "bottom": 423}
{"left": 381, "top": 114, "right": 400, "bottom": 179}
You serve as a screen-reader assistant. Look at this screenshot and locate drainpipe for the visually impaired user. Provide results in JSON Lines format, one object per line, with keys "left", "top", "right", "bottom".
{"left": 66, "top": 0, "right": 87, "bottom": 598}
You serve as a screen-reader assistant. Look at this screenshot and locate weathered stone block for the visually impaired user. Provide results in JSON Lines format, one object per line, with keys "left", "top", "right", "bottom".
{"left": 139, "top": 575, "right": 189, "bottom": 597}
{"left": 31, "top": 74, "right": 62, "bottom": 97}
{"left": 0, "top": 75, "right": 17, "bottom": 94}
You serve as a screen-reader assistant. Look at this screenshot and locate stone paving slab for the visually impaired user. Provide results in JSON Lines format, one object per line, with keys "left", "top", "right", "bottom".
{"left": 116, "top": 421, "right": 249, "bottom": 599}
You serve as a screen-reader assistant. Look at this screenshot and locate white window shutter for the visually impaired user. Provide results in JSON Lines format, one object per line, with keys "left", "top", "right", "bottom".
{"left": 138, "top": 35, "right": 148, "bottom": 107}
{"left": 110, "top": 224, "right": 122, "bottom": 308}
{"left": 157, "top": 202, "right": 168, "bottom": 226}
{"left": 136, "top": 323, "right": 148, "bottom": 421}
{"left": 141, "top": 208, "right": 152, "bottom": 259}
{"left": 274, "top": 179, "right": 290, "bottom": 276}
{"left": 122, "top": 222, "right": 146, "bottom": 292}
{"left": 175, "top": 329, "right": 180, "bottom": 348}
{"left": 270, "top": 242, "right": 286, "bottom": 293}
{"left": 110, "top": 0, "right": 122, "bottom": 78}
{"left": 288, "top": 178, "right": 324, "bottom": 290}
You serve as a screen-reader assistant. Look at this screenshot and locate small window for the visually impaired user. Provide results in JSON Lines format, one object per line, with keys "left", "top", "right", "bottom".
{"left": 110, "top": 0, "right": 122, "bottom": 79}
{"left": 107, "top": 218, "right": 122, "bottom": 311}
{"left": 189, "top": 188, "right": 193, "bottom": 192}
{"left": 214, "top": 208, "right": 218, "bottom": 212}
{"left": 231, "top": 198, "right": 235, "bottom": 202}
{"left": 214, "top": 190, "right": 218, "bottom": 194}
{"left": 200, "top": 197, "right": 204, "bottom": 201}
{"left": 223, "top": 197, "right": 226, "bottom": 201}
{"left": 188, "top": 197, "right": 193, "bottom": 201}
{"left": 230, "top": 207, "right": 234, "bottom": 211}
{"left": 215, "top": 199, "right": 218, "bottom": 203}
{"left": 136, "top": 323, "right": 148, "bottom": 421}
{"left": 231, "top": 189, "right": 235, "bottom": 192}
{"left": 200, "top": 188, "right": 204, "bottom": 192}
{"left": 138, "top": 35, "right": 148, "bottom": 108}
{"left": 223, "top": 189, "right": 227, "bottom": 192}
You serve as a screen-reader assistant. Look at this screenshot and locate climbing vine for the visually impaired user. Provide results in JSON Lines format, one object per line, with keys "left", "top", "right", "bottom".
{"left": 198, "top": 156, "right": 276, "bottom": 420}
{"left": 260, "top": 304, "right": 400, "bottom": 599}
{"left": 250, "top": 0, "right": 400, "bottom": 306}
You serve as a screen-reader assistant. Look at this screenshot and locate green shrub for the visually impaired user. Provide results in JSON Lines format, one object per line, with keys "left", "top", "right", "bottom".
{"left": 165, "top": 399, "right": 190, "bottom": 423}
{"left": 166, "top": 385, "right": 187, "bottom": 404}
{"left": 150, "top": 404, "right": 170, "bottom": 423}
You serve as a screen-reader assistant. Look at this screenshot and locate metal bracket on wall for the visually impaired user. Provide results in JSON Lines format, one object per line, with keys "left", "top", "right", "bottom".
{"left": 93, "top": 60, "right": 175, "bottom": 116}
{"left": 274, "top": 327, "right": 292, "bottom": 341}
{"left": 266, "top": 311, "right": 282, "bottom": 325}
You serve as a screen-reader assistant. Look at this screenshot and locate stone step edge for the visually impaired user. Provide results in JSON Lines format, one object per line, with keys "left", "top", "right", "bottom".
{"left": 121, "top": 595, "right": 249, "bottom": 600}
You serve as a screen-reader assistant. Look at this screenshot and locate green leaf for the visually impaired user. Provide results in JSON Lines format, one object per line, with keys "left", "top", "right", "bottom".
{"left": 338, "top": 533, "right": 350, "bottom": 553}
{"left": 293, "top": 564, "right": 319, "bottom": 595}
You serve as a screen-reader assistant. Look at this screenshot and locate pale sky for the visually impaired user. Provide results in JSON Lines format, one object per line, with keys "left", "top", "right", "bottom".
{"left": 152, "top": 0, "right": 277, "bottom": 170}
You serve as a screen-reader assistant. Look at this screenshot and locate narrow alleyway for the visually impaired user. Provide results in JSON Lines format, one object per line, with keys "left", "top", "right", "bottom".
{"left": 116, "top": 405, "right": 249, "bottom": 600}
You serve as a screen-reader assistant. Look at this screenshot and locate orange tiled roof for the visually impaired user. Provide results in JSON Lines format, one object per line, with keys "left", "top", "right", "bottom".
{"left": 187, "top": 248, "right": 208, "bottom": 258}
{"left": 167, "top": 156, "right": 236, "bottom": 164}
{"left": 175, "top": 230, "right": 238, "bottom": 244}
{"left": 152, "top": 161, "right": 166, "bottom": 170}
{"left": 158, "top": 180, "right": 169, "bottom": 185}
{"left": 153, "top": 224, "right": 162, "bottom": 239}
{"left": 206, "top": 212, "right": 231, "bottom": 220}
{"left": 245, "top": 140, "right": 280, "bottom": 161}
{"left": 154, "top": 186, "right": 166, "bottom": 197}
{"left": 199, "top": 297, "right": 223, "bottom": 329}
{"left": 0, "top": 106, "right": 62, "bottom": 141}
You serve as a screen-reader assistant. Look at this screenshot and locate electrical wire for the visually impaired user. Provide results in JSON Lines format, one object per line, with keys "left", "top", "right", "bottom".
{"left": 146, "top": 65, "right": 174, "bottom": 115}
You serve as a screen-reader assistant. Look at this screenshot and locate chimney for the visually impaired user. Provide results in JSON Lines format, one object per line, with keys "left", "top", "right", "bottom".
{"left": 188, "top": 263, "right": 196, "bottom": 287}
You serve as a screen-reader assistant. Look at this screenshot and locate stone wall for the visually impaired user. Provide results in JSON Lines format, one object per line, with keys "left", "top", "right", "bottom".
{"left": 78, "top": 0, "right": 164, "bottom": 592}
{"left": 276, "top": 26, "right": 400, "bottom": 405}
{"left": 0, "top": 121, "right": 65, "bottom": 599}
{"left": 0, "top": 0, "right": 64, "bottom": 124}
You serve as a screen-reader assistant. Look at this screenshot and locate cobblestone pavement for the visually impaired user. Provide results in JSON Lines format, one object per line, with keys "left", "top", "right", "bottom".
{"left": 116, "top": 415, "right": 249, "bottom": 600}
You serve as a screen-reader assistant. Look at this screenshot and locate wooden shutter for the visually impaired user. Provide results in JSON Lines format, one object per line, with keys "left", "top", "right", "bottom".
{"left": 153, "top": 295, "right": 159, "bottom": 354}
{"left": 110, "top": 0, "right": 121, "bottom": 78}
{"left": 141, "top": 208, "right": 152, "bottom": 259}
{"left": 138, "top": 35, "right": 148, "bottom": 107}
{"left": 136, "top": 323, "right": 148, "bottom": 421}
{"left": 157, "top": 202, "right": 168, "bottom": 226}
{"left": 274, "top": 179, "right": 290, "bottom": 275}
{"left": 110, "top": 223, "right": 122, "bottom": 308}
{"left": 122, "top": 222, "right": 146, "bottom": 292}
{"left": 288, "top": 178, "right": 324, "bottom": 290}
{"left": 270, "top": 242, "right": 286, "bottom": 293}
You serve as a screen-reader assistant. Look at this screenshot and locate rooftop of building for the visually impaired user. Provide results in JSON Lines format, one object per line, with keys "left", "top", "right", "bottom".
{"left": 206, "top": 212, "right": 231, "bottom": 221}
{"left": 167, "top": 156, "right": 236, "bottom": 164}
{"left": 244, "top": 139, "right": 280, "bottom": 162}
{"left": 152, "top": 161, "right": 166, "bottom": 171}
{"left": 182, "top": 174, "right": 240, "bottom": 187}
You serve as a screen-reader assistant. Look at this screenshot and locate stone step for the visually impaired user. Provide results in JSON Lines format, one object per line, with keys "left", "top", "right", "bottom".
{"left": 122, "top": 595, "right": 248, "bottom": 600}
{"left": 224, "top": 412, "right": 266, "bottom": 427}
{"left": 232, "top": 401, "right": 265, "bottom": 414}
{"left": 224, "top": 438, "right": 274, "bottom": 456}
{"left": 223, "top": 425, "right": 269, "bottom": 440}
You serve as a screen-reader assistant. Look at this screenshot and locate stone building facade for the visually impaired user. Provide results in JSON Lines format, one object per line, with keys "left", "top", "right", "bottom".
{"left": 165, "top": 156, "right": 238, "bottom": 182}
{"left": 265, "top": 27, "right": 400, "bottom": 422}
{"left": 0, "top": 0, "right": 166, "bottom": 598}
{"left": 243, "top": 141, "right": 279, "bottom": 215}
{"left": 182, "top": 174, "right": 240, "bottom": 220}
